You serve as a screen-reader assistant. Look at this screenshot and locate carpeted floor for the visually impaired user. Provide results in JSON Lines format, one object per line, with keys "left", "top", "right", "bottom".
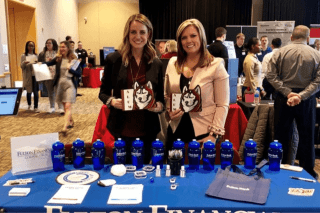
{"left": 0, "top": 87, "right": 319, "bottom": 180}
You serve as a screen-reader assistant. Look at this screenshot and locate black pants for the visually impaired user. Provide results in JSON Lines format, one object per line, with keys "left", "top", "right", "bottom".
{"left": 122, "top": 134, "right": 156, "bottom": 164}
{"left": 274, "top": 89, "right": 316, "bottom": 177}
{"left": 262, "top": 78, "right": 275, "bottom": 100}
{"left": 27, "top": 76, "right": 39, "bottom": 108}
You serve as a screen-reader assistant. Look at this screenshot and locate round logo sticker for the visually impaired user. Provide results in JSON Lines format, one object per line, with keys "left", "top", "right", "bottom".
{"left": 56, "top": 170, "right": 100, "bottom": 185}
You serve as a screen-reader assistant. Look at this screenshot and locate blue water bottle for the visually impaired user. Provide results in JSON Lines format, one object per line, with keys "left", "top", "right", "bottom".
{"left": 268, "top": 140, "right": 283, "bottom": 172}
{"left": 172, "top": 138, "right": 185, "bottom": 165}
{"left": 113, "top": 138, "right": 126, "bottom": 164}
{"left": 131, "top": 138, "right": 144, "bottom": 169}
{"left": 203, "top": 140, "right": 216, "bottom": 171}
{"left": 51, "top": 140, "right": 65, "bottom": 172}
{"left": 72, "top": 138, "right": 85, "bottom": 169}
{"left": 151, "top": 139, "right": 164, "bottom": 169}
{"left": 220, "top": 139, "right": 234, "bottom": 169}
{"left": 188, "top": 139, "right": 201, "bottom": 170}
{"left": 91, "top": 139, "right": 105, "bottom": 170}
{"left": 244, "top": 139, "right": 257, "bottom": 170}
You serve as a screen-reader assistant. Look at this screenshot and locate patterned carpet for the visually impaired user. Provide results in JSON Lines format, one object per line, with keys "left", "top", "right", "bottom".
{"left": 0, "top": 87, "right": 319, "bottom": 180}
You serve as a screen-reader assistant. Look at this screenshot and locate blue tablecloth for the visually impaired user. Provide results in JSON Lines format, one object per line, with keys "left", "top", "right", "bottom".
{"left": 0, "top": 165, "right": 320, "bottom": 213}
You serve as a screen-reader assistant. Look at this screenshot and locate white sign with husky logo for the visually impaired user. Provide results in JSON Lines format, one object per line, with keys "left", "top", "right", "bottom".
{"left": 11, "top": 132, "right": 58, "bottom": 175}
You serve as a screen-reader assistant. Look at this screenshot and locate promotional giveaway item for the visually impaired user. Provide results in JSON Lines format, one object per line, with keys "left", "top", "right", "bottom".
{"left": 151, "top": 139, "right": 164, "bottom": 169}
{"left": 188, "top": 139, "right": 201, "bottom": 170}
{"left": 11, "top": 132, "right": 58, "bottom": 175}
{"left": 8, "top": 188, "right": 30, "bottom": 197}
{"left": 98, "top": 179, "right": 116, "bottom": 187}
{"left": 111, "top": 164, "right": 126, "bottom": 177}
{"left": 203, "top": 140, "right": 216, "bottom": 171}
{"left": 3, "top": 178, "right": 34, "bottom": 186}
{"left": 170, "top": 85, "right": 202, "bottom": 112}
{"left": 172, "top": 138, "right": 185, "bottom": 165}
{"left": 72, "top": 138, "right": 85, "bottom": 169}
{"left": 155, "top": 165, "right": 161, "bottom": 177}
{"left": 244, "top": 139, "right": 257, "bottom": 170}
{"left": 220, "top": 140, "right": 234, "bottom": 169}
{"left": 56, "top": 170, "right": 100, "bottom": 185}
{"left": 168, "top": 150, "right": 183, "bottom": 175}
{"left": 91, "top": 139, "right": 105, "bottom": 170}
{"left": 206, "top": 164, "right": 271, "bottom": 204}
{"left": 113, "top": 138, "right": 126, "bottom": 164}
{"left": 268, "top": 140, "right": 283, "bottom": 172}
{"left": 51, "top": 140, "right": 65, "bottom": 172}
{"left": 131, "top": 138, "right": 144, "bottom": 169}
{"left": 288, "top": 188, "right": 315, "bottom": 196}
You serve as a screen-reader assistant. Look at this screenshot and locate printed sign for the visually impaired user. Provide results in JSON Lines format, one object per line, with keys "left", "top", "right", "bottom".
{"left": 103, "top": 47, "right": 115, "bottom": 60}
{"left": 224, "top": 41, "right": 236, "bottom": 59}
{"left": 11, "top": 133, "right": 58, "bottom": 175}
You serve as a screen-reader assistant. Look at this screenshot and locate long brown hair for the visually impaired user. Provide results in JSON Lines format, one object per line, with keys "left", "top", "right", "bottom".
{"left": 119, "top": 14, "right": 157, "bottom": 67}
{"left": 56, "top": 41, "right": 77, "bottom": 63}
{"left": 175, "top": 19, "right": 214, "bottom": 73}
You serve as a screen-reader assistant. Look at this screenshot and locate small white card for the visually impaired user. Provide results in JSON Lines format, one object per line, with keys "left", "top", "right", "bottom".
{"left": 171, "top": 93, "right": 182, "bottom": 111}
{"left": 48, "top": 185, "right": 90, "bottom": 204}
{"left": 26, "top": 55, "right": 37, "bottom": 64}
{"left": 288, "top": 188, "right": 315, "bottom": 196}
{"left": 122, "top": 89, "right": 134, "bottom": 111}
{"left": 9, "top": 188, "right": 30, "bottom": 196}
{"left": 280, "top": 164, "right": 303, "bottom": 172}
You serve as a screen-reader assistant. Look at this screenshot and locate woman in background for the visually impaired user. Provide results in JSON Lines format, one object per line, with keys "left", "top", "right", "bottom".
{"left": 43, "top": 41, "right": 81, "bottom": 134}
{"left": 314, "top": 39, "right": 320, "bottom": 51}
{"left": 164, "top": 19, "right": 229, "bottom": 150}
{"left": 99, "top": 14, "right": 164, "bottom": 163}
{"left": 21, "top": 41, "right": 39, "bottom": 112}
{"left": 161, "top": 40, "right": 178, "bottom": 59}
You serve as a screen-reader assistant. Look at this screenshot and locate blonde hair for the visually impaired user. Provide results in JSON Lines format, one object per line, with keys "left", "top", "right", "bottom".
{"left": 56, "top": 41, "right": 77, "bottom": 63}
{"left": 119, "top": 14, "right": 157, "bottom": 67}
{"left": 175, "top": 19, "right": 214, "bottom": 73}
{"left": 165, "top": 40, "right": 178, "bottom": 53}
{"left": 236, "top": 33, "right": 245, "bottom": 39}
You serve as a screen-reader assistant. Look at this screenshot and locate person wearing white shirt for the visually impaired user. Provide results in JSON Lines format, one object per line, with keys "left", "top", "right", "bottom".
{"left": 314, "top": 39, "right": 320, "bottom": 51}
{"left": 261, "top": 38, "right": 282, "bottom": 99}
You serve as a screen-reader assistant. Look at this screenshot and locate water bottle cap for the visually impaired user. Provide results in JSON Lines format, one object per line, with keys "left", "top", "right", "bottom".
{"left": 152, "top": 139, "right": 163, "bottom": 148}
{"left": 52, "top": 141, "right": 64, "bottom": 149}
{"left": 181, "top": 165, "right": 185, "bottom": 170}
{"left": 93, "top": 140, "right": 105, "bottom": 149}
{"left": 133, "top": 139, "right": 144, "bottom": 147}
{"left": 114, "top": 139, "right": 125, "bottom": 147}
{"left": 166, "top": 165, "right": 170, "bottom": 169}
{"left": 245, "top": 139, "right": 257, "bottom": 148}
{"left": 204, "top": 141, "right": 215, "bottom": 149}
{"left": 221, "top": 140, "right": 233, "bottom": 149}
{"left": 156, "top": 139, "right": 159, "bottom": 141}
{"left": 97, "top": 139, "right": 101, "bottom": 141}
{"left": 73, "top": 138, "right": 84, "bottom": 147}
{"left": 173, "top": 139, "right": 185, "bottom": 148}
{"left": 156, "top": 165, "right": 160, "bottom": 169}
{"left": 189, "top": 140, "right": 200, "bottom": 148}
{"left": 270, "top": 141, "right": 282, "bottom": 149}
{"left": 177, "top": 138, "right": 181, "bottom": 141}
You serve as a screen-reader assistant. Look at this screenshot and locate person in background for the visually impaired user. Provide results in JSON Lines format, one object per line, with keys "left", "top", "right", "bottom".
{"left": 266, "top": 25, "right": 320, "bottom": 179}
{"left": 161, "top": 40, "right": 178, "bottom": 59}
{"left": 99, "top": 14, "right": 164, "bottom": 163}
{"left": 69, "top": 41, "right": 78, "bottom": 58}
{"left": 66, "top": 36, "right": 72, "bottom": 42}
{"left": 257, "top": 36, "right": 272, "bottom": 62}
{"left": 164, "top": 19, "right": 229, "bottom": 151}
{"left": 38, "top": 39, "right": 64, "bottom": 114}
{"left": 207, "top": 27, "right": 228, "bottom": 59}
{"left": 69, "top": 40, "right": 82, "bottom": 96}
{"left": 158, "top": 41, "right": 166, "bottom": 57}
{"left": 242, "top": 37, "right": 265, "bottom": 99}
{"left": 75, "top": 41, "right": 88, "bottom": 88}
{"left": 234, "top": 33, "right": 247, "bottom": 77}
{"left": 261, "top": 38, "right": 282, "bottom": 100}
{"left": 42, "top": 41, "right": 81, "bottom": 134}
{"left": 21, "top": 41, "right": 40, "bottom": 112}
{"left": 314, "top": 39, "right": 320, "bottom": 51}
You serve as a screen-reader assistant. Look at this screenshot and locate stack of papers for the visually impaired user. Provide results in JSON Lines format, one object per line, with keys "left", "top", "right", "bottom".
{"left": 47, "top": 185, "right": 90, "bottom": 204}
{"left": 9, "top": 188, "right": 31, "bottom": 196}
{"left": 107, "top": 184, "right": 143, "bottom": 204}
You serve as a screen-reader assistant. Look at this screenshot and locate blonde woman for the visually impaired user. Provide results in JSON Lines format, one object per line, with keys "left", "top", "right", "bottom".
{"left": 161, "top": 40, "right": 178, "bottom": 59}
{"left": 164, "top": 19, "right": 229, "bottom": 149}
{"left": 99, "top": 14, "right": 164, "bottom": 163}
{"left": 43, "top": 41, "right": 81, "bottom": 134}
{"left": 314, "top": 39, "right": 320, "bottom": 51}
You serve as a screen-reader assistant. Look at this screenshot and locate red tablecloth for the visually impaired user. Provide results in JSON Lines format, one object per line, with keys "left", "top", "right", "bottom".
{"left": 92, "top": 104, "right": 248, "bottom": 162}
{"left": 82, "top": 67, "right": 103, "bottom": 88}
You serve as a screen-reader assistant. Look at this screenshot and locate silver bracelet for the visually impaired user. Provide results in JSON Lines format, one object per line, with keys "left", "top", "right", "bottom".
{"left": 106, "top": 97, "right": 115, "bottom": 108}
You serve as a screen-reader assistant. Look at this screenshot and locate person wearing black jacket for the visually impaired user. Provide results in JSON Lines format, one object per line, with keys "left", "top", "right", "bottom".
{"left": 234, "top": 33, "right": 247, "bottom": 77}
{"left": 207, "top": 27, "right": 229, "bottom": 59}
{"left": 99, "top": 14, "right": 164, "bottom": 163}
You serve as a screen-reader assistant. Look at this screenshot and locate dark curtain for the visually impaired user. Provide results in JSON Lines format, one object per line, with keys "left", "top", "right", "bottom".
{"left": 139, "top": 0, "right": 252, "bottom": 44}
{"left": 262, "top": 0, "right": 320, "bottom": 27}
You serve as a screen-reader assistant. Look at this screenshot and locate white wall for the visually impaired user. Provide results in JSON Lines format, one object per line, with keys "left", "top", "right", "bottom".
{"left": 0, "top": 0, "right": 9, "bottom": 87}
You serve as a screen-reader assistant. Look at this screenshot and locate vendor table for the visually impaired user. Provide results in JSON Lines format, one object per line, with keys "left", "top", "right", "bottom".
{"left": 82, "top": 67, "right": 103, "bottom": 88}
{"left": 0, "top": 165, "right": 319, "bottom": 213}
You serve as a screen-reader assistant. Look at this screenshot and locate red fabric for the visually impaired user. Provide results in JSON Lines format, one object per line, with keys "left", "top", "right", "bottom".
{"left": 92, "top": 105, "right": 115, "bottom": 160}
{"left": 82, "top": 67, "right": 103, "bottom": 88}
{"left": 161, "top": 52, "right": 178, "bottom": 59}
{"left": 310, "top": 28, "right": 320, "bottom": 37}
{"left": 223, "top": 104, "right": 248, "bottom": 151}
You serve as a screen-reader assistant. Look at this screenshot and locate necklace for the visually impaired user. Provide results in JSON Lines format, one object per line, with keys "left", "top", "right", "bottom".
{"left": 130, "top": 58, "right": 142, "bottom": 88}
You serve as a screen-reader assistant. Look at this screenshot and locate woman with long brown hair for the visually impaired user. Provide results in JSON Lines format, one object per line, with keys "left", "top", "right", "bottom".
{"left": 99, "top": 14, "right": 164, "bottom": 163}
{"left": 43, "top": 41, "right": 81, "bottom": 134}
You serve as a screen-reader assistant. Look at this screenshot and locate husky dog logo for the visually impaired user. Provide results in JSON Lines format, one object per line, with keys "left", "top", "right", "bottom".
{"left": 180, "top": 85, "right": 202, "bottom": 112}
{"left": 133, "top": 81, "right": 155, "bottom": 109}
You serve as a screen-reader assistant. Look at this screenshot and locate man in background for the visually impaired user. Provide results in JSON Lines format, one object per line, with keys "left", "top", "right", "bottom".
{"left": 266, "top": 25, "right": 320, "bottom": 179}
{"left": 261, "top": 38, "right": 282, "bottom": 99}
{"left": 66, "top": 36, "right": 72, "bottom": 42}
{"left": 208, "top": 27, "right": 229, "bottom": 59}
{"left": 157, "top": 41, "right": 166, "bottom": 57}
{"left": 257, "top": 36, "right": 272, "bottom": 62}
{"left": 234, "top": 33, "right": 246, "bottom": 76}
{"left": 75, "top": 41, "right": 88, "bottom": 88}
